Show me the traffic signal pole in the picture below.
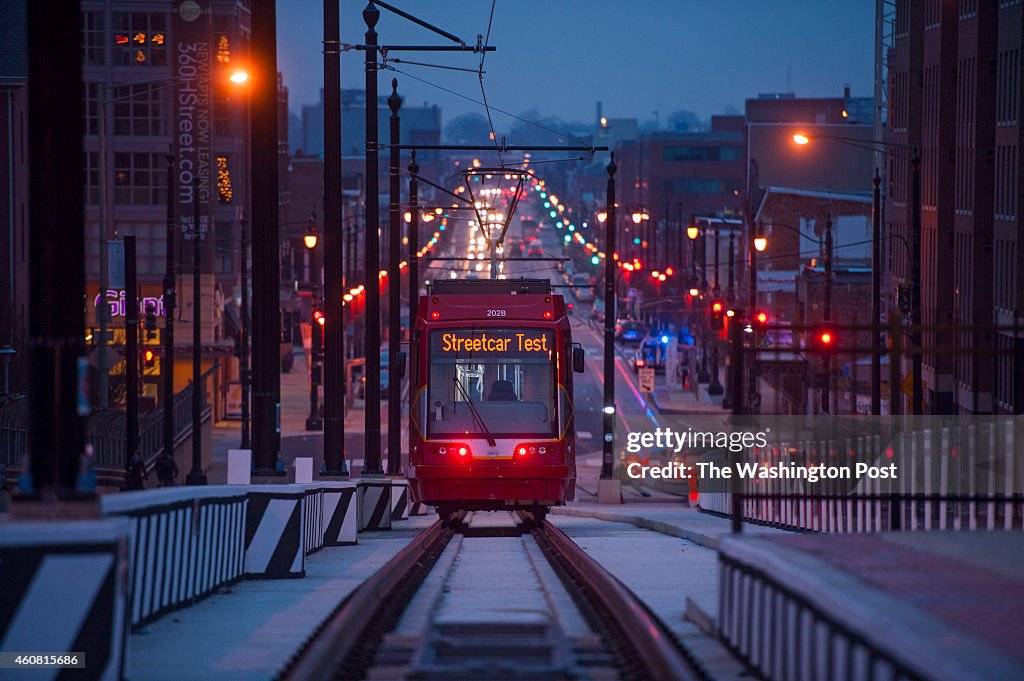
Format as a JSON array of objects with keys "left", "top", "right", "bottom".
[{"left": 387, "top": 79, "right": 402, "bottom": 476}]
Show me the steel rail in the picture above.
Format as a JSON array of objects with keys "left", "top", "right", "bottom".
[
  {"left": 277, "top": 519, "right": 451, "bottom": 681},
  {"left": 534, "top": 520, "right": 705, "bottom": 681}
]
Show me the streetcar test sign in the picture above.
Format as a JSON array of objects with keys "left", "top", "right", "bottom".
[{"left": 432, "top": 330, "right": 552, "bottom": 355}]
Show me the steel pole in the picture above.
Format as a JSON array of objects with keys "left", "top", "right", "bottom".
[
  {"left": 27, "top": 1, "right": 87, "bottom": 495},
  {"left": 871, "top": 169, "right": 881, "bottom": 415},
  {"left": 323, "top": 0, "right": 346, "bottom": 474},
  {"left": 240, "top": 217, "right": 250, "bottom": 448},
  {"left": 163, "top": 152, "right": 177, "bottom": 459},
  {"left": 186, "top": 179, "right": 206, "bottom": 485},
  {"left": 251, "top": 0, "right": 282, "bottom": 471},
  {"left": 601, "top": 155, "right": 617, "bottom": 480},
  {"left": 362, "top": 2, "right": 384, "bottom": 475},
  {"left": 386, "top": 79, "right": 402, "bottom": 475},
  {"left": 125, "top": 235, "right": 139, "bottom": 458},
  {"left": 306, "top": 226, "right": 323, "bottom": 431}
]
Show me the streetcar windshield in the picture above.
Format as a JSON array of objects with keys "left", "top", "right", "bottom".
[{"left": 426, "top": 328, "right": 557, "bottom": 439}]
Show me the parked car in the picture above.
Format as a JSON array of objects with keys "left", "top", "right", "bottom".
[{"left": 615, "top": 320, "right": 647, "bottom": 344}]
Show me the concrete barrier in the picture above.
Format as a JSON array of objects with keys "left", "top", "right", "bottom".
[
  {"left": 321, "top": 481, "right": 358, "bottom": 545},
  {"left": 390, "top": 478, "right": 409, "bottom": 521},
  {"left": 244, "top": 486, "right": 304, "bottom": 579},
  {"left": 102, "top": 486, "right": 248, "bottom": 629},
  {"left": 357, "top": 478, "right": 392, "bottom": 531},
  {"left": 0, "top": 519, "right": 131, "bottom": 681}
]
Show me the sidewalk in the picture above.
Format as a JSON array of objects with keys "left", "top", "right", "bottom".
[
  {"left": 128, "top": 517, "right": 435, "bottom": 681},
  {"left": 556, "top": 499, "right": 1024, "bottom": 680}
]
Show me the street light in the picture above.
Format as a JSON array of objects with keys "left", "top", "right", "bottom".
[
  {"left": 793, "top": 131, "right": 922, "bottom": 415},
  {"left": 303, "top": 223, "right": 318, "bottom": 250}
]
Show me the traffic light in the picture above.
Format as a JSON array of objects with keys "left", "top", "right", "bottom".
[
  {"left": 754, "top": 310, "right": 769, "bottom": 329},
  {"left": 810, "top": 326, "right": 836, "bottom": 354},
  {"left": 710, "top": 300, "right": 724, "bottom": 329},
  {"left": 313, "top": 309, "right": 325, "bottom": 327},
  {"left": 144, "top": 348, "right": 156, "bottom": 368}
]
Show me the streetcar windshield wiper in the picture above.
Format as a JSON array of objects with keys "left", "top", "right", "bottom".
[{"left": 452, "top": 377, "right": 496, "bottom": 447}]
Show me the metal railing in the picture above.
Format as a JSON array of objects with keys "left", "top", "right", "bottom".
[
  {"left": 697, "top": 418, "right": 1024, "bottom": 533},
  {"left": 0, "top": 366, "right": 217, "bottom": 473}
]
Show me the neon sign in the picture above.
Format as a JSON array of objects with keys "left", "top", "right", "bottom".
[{"left": 94, "top": 289, "right": 165, "bottom": 318}]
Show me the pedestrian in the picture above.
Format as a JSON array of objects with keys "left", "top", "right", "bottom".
[
  {"left": 155, "top": 450, "right": 178, "bottom": 487},
  {"left": 124, "top": 449, "right": 147, "bottom": 491}
]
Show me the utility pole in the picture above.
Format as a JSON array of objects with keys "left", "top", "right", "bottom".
[
  {"left": 251, "top": 0, "right": 282, "bottom": 472},
  {"left": 125, "top": 235, "right": 139, "bottom": 459},
  {"left": 871, "top": 169, "right": 882, "bottom": 415},
  {"left": 408, "top": 153, "right": 419, "bottom": 349},
  {"left": 163, "top": 152, "right": 177, "bottom": 460},
  {"left": 186, "top": 179, "right": 207, "bottom": 485},
  {"left": 599, "top": 154, "right": 620, "bottom": 503},
  {"left": 823, "top": 216, "right": 833, "bottom": 414},
  {"left": 322, "top": 0, "right": 346, "bottom": 475},
  {"left": 362, "top": 1, "right": 384, "bottom": 476},
  {"left": 26, "top": 1, "right": 87, "bottom": 497},
  {"left": 387, "top": 78, "right": 402, "bottom": 476}
]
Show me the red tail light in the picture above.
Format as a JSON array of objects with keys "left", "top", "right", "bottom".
[
  {"left": 636, "top": 359, "right": 645, "bottom": 367},
  {"left": 514, "top": 442, "right": 554, "bottom": 460}
]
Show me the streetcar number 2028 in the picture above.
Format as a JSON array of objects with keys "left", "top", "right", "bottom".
[{"left": 486, "top": 309, "right": 507, "bottom": 317}]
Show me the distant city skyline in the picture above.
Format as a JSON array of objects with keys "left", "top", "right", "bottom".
[{"left": 278, "top": 1, "right": 875, "bottom": 136}]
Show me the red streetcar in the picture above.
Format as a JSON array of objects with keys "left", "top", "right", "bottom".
[{"left": 407, "top": 279, "right": 585, "bottom": 521}]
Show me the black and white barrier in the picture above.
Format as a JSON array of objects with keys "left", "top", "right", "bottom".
[
  {"left": 357, "top": 478, "right": 393, "bottom": 531},
  {"left": 390, "top": 478, "right": 409, "bottom": 521},
  {"left": 245, "top": 486, "right": 304, "bottom": 579},
  {"left": 301, "top": 484, "right": 325, "bottom": 555},
  {"left": 0, "top": 519, "right": 131, "bottom": 681},
  {"left": 408, "top": 497, "right": 431, "bottom": 516},
  {"left": 102, "top": 486, "right": 248, "bottom": 629},
  {"left": 321, "top": 481, "right": 358, "bottom": 545}
]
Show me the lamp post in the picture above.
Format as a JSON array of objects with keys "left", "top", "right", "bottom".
[
  {"left": 793, "top": 132, "right": 922, "bottom": 415},
  {"left": 305, "top": 216, "right": 323, "bottom": 431},
  {"left": 386, "top": 79, "right": 402, "bottom": 476}
]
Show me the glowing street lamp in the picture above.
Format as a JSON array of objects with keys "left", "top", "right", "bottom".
[
  {"left": 303, "top": 225, "right": 318, "bottom": 250},
  {"left": 687, "top": 224, "right": 700, "bottom": 240},
  {"left": 754, "top": 234, "right": 767, "bottom": 252},
  {"left": 792, "top": 132, "right": 810, "bottom": 145}
]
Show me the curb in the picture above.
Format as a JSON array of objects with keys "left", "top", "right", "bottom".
[{"left": 550, "top": 506, "right": 719, "bottom": 550}]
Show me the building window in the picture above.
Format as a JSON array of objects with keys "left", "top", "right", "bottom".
[
  {"left": 925, "top": 0, "right": 941, "bottom": 28},
  {"left": 995, "top": 145, "right": 1018, "bottom": 220},
  {"left": 113, "top": 152, "right": 168, "bottom": 205},
  {"left": 216, "top": 155, "right": 233, "bottom": 204},
  {"left": 85, "top": 151, "right": 99, "bottom": 204},
  {"left": 959, "top": 0, "right": 978, "bottom": 19},
  {"left": 83, "top": 11, "right": 105, "bottom": 65},
  {"left": 112, "top": 13, "right": 167, "bottom": 66},
  {"left": 997, "top": 49, "right": 1019, "bottom": 125},
  {"left": 662, "top": 146, "right": 741, "bottom": 162},
  {"left": 110, "top": 84, "right": 168, "bottom": 136},
  {"left": 84, "top": 83, "right": 100, "bottom": 136},
  {"left": 215, "top": 221, "right": 235, "bottom": 274}
]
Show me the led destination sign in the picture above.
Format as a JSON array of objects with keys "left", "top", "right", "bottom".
[{"left": 432, "top": 330, "right": 552, "bottom": 356}]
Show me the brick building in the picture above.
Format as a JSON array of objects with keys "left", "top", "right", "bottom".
[{"left": 885, "top": 0, "right": 1024, "bottom": 414}]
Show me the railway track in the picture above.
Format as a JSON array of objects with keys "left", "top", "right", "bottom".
[{"left": 279, "top": 511, "right": 704, "bottom": 681}]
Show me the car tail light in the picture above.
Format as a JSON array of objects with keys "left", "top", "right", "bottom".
[
  {"left": 544, "top": 310, "right": 552, "bottom": 319},
  {"left": 637, "top": 359, "right": 645, "bottom": 367},
  {"left": 429, "top": 443, "right": 471, "bottom": 459},
  {"left": 431, "top": 311, "right": 440, "bottom": 319},
  {"left": 515, "top": 442, "right": 555, "bottom": 460}
]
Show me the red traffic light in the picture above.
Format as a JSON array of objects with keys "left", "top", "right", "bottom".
[
  {"left": 313, "top": 310, "right": 325, "bottom": 327},
  {"left": 755, "top": 311, "right": 769, "bottom": 326},
  {"left": 711, "top": 301, "right": 723, "bottom": 313},
  {"left": 144, "top": 349, "right": 156, "bottom": 366},
  {"left": 811, "top": 326, "right": 836, "bottom": 352}
]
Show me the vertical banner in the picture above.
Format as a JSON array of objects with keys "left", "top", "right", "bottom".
[{"left": 173, "top": 0, "right": 212, "bottom": 245}]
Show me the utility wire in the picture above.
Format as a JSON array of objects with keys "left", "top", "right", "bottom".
[
  {"left": 477, "top": 0, "right": 502, "bottom": 166},
  {"left": 383, "top": 64, "right": 589, "bottom": 149}
]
